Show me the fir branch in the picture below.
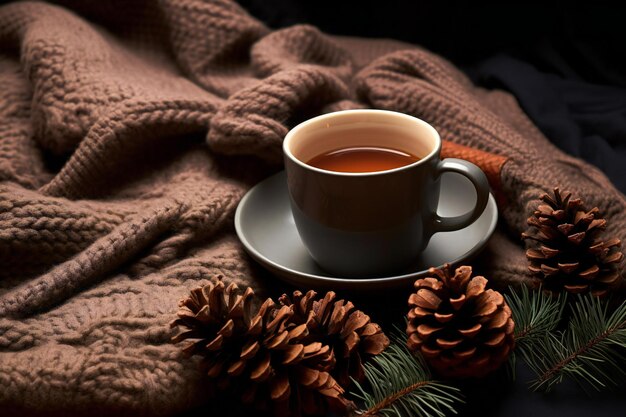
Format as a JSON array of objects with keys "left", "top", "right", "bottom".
[
  {"left": 507, "top": 288, "right": 626, "bottom": 392},
  {"left": 529, "top": 295, "right": 626, "bottom": 392},
  {"left": 349, "top": 335, "right": 462, "bottom": 417},
  {"left": 504, "top": 286, "right": 565, "bottom": 380},
  {"left": 505, "top": 285, "right": 565, "bottom": 347}
]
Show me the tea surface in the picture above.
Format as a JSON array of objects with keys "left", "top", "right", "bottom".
[{"left": 307, "top": 146, "right": 419, "bottom": 173}]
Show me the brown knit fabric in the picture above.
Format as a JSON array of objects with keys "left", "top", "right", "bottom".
[{"left": 0, "top": 1, "right": 624, "bottom": 415}]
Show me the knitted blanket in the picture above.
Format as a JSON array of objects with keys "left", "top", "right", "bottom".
[{"left": 1, "top": 1, "right": 624, "bottom": 415}]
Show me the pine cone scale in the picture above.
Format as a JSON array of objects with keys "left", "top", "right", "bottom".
[
  {"left": 453, "top": 347, "right": 476, "bottom": 359},
  {"left": 415, "top": 289, "right": 443, "bottom": 309},
  {"left": 599, "top": 272, "right": 619, "bottom": 284},
  {"left": 484, "top": 332, "right": 506, "bottom": 347},
  {"left": 417, "top": 324, "right": 442, "bottom": 337},
  {"left": 568, "top": 232, "right": 585, "bottom": 244},
  {"left": 526, "top": 249, "right": 544, "bottom": 260},
  {"left": 449, "top": 295, "right": 466, "bottom": 310},
  {"left": 434, "top": 312, "right": 454, "bottom": 323},
  {"left": 218, "top": 319, "right": 234, "bottom": 336},
  {"left": 541, "top": 264, "right": 559, "bottom": 276},
  {"left": 436, "top": 338, "right": 462, "bottom": 349},
  {"left": 301, "top": 341, "right": 320, "bottom": 356},
  {"left": 266, "top": 330, "right": 289, "bottom": 349},
  {"left": 564, "top": 284, "right": 587, "bottom": 294},
  {"left": 315, "top": 370, "right": 331, "bottom": 388},
  {"left": 466, "top": 277, "right": 487, "bottom": 299},
  {"left": 473, "top": 299, "right": 498, "bottom": 317},
  {"left": 241, "top": 340, "right": 260, "bottom": 359},
  {"left": 579, "top": 265, "right": 599, "bottom": 279},
  {"left": 606, "top": 251, "right": 624, "bottom": 263},
  {"left": 227, "top": 359, "right": 246, "bottom": 376},
  {"left": 361, "top": 331, "right": 389, "bottom": 355},
  {"left": 287, "top": 323, "right": 308, "bottom": 339},
  {"left": 342, "top": 311, "right": 370, "bottom": 335},
  {"left": 419, "top": 344, "right": 439, "bottom": 357},
  {"left": 282, "top": 344, "right": 306, "bottom": 364},
  {"left": 307, "top": 344, "right": 332, "bottom": 360},
  {"left": 328, "top": 307, "right": 346, "bottom": 334},
  {"left": 250, "top": 353, "right": 271, "bottom": 381},
  {"left": 297, "top": 367, "right": 321, "bottom": 387},
  {"left": 409, "top": 306, "right": 431, "bottom": 319},
  {"left": 458, "top": 323, "right": 481, "bottom": 337},
  {"left": 558, "top": 262, "right": 578, "bottom": 273},
  {"left": 488, "top": 308, "right": 510, "bottom": 329},
  {"left": 207, "top": 333, "right": 228, "bottom": 350},
  {"left": 206, "top": 360, "right": 223, "bottom": 378},
  {"left": 360, "top": 322, "right": 381, "bottom": 336},
  {"left": 537, "top": 204, "right": 554, "bottom": 216},
  {"left": 270, "top": 373, "right": 290, "bottom": 401},
  {"left": 170, "top": 328, "right": 201, "bottom": 344},
  {"left": 541, "top": 246, "right": 559, "bottom": 257}
]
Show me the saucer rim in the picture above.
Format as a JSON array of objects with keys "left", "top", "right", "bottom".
[{"left": 235, "top": 171, "right": 498, "bottom": 289}]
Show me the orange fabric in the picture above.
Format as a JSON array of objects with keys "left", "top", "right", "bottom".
[{"left": 442, "top": 140, "right": 508, "bottom": 206}]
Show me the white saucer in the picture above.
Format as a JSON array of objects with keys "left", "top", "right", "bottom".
[{"left": 235, "top": 171, "right": 498, "bottom": 290}]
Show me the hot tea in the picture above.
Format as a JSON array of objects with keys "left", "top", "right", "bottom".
[{"left": 307, "top": 146, "right": 419, "bottom": 173}]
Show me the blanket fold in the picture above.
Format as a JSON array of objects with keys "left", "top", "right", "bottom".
[{"left": 1, "top": 1, "right": 624, "bottom": 415}]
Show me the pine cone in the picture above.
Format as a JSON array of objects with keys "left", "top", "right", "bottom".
[
  {"left": 522, "top": 188, "right": 623, "bottom": 296},
  {"left": 171, "top": 278, "right": 346, "bottom": 417},
  {"left": 279, "top": 290, "right": 389, "bottom": 387},
  {"left": 406, "top": 264, "right": 515, "bottom": 379}
]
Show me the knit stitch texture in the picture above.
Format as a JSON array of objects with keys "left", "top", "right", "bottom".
[{"left": 0, "top": 1, "right": 624, "bottom": 415}]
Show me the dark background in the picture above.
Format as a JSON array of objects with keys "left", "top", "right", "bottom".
[
  {"left": 238, "top": 0, "right": 626, "bottom": 82},
  {"left": 227, "top": 2, "right": 626, "bottom": 417}
]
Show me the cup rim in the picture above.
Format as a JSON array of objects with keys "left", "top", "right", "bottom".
[{"left": 283, "top": 109, "right": 441, "bottom": 177}]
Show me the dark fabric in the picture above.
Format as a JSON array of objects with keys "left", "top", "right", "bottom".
[
  {"left": 521, "top": 38, "right": 626, "bottom": 89},
  {"left": 237, "top": 1, "right": 626, "bottom": 74},
  {"left": 470, "top": 55, "right": 626, "bottom": 195}
]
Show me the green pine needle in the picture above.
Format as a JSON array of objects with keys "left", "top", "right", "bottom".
[
  {"left": 504, "top": 285, "right": 565, "bottom": 380},
  {"left": 349, "top": 334, "right": 462, "bottom": 417},
  {"left": 505, "top": 285, "right": 565, "bottom": 347},
  {"left": 529, "top": 294, "right": 626, "bottom": 392},
  {"left": 506, "top": 286, "right": 626, "bottom": 392}
]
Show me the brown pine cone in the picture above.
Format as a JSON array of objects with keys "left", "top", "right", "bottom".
[
  {"left": 522, "top": 188, "right": 623, "bottom": 296},
  {"left": 406, "top": 264, "right": 515, "bottom": 379},
  {"left": 171, "top": 278, "right": 346, "bottom": 417},
  {"left": 279, "top": 290, "right": 389, "bottom": 387}
]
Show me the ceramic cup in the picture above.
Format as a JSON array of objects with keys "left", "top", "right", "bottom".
[{"left": 283, "top": 109, "right": 490, "bottom": 277}]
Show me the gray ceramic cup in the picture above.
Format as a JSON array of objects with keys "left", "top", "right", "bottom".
[{"left": 283, "top": 109, "right": 490, "bottom": 277}]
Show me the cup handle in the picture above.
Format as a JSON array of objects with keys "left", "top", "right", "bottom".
[{"left": 433, "top": 158, "right": 490, "bottom": 232}]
